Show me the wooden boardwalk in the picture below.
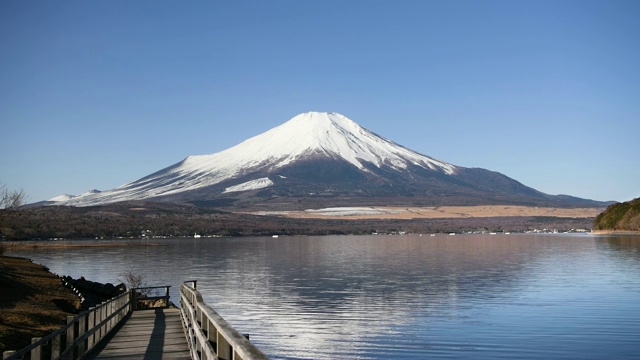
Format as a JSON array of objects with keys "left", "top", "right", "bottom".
[{"left": 86, "top": 308, "right": 191, "bottom": 359}]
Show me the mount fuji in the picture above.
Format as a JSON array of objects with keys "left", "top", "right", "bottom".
[{"left": 51, "top": 112, "right": 604, "bottom": 209}]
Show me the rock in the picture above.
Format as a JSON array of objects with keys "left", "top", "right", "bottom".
[{"left": 61, "top": 275, "right": 127, "bottom": 309}]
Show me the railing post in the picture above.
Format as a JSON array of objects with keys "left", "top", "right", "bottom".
[
  {"left": 87, "top": 307, "right": 96, "bottom": 350},
  {"left": 30, "top": 337, "right": 42, "bottom": 360},
  {"left": 77, "top": 313, "right": 87, "bottom": 356},
  {"left": 105, "top": 300, "right": 111, "bottom": 332},
  {"left": 116, "top": 295, "right": 122, "bottom": 322},
  {"left": 3, "top": 351, "right": 16, "bottom": 359},
  {"left": 131, "top": 289, "right": 137, "bottom": 311},
  {"left": 98, "top": 303, "right": 105, "bottom": 342},
  {"left": 207, "top": 318, "right": 218, "bottom": 353},
  {"left": 120, "top": 294, "right": 125, "bottom": 320},
  {"left": 106, "top": 302, "right": 111, "bottom": 332},
  {"left": 217, "top": 333, "right": 231, "bottom": 360},
  {"left": 65, "top": 315, "right": 75, "bottom": 360},
  {"left": 108, "top": 301, "right": 114, "bottom": 331},
  {"left": 51, "top": 332, "right": 62, "bottom": 359}
]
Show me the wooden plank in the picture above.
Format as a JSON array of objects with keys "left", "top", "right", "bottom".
[{"left": 85, "top": 308, "right": 191, "bottom": 359}]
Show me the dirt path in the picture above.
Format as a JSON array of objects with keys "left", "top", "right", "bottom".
[{"left": 0, "top": 255, "right": 81, "bottom": 354}]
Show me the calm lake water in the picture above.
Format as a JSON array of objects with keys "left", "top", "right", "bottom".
[{"left": 8, "top": 234, "right": 640, "bottom": 359}]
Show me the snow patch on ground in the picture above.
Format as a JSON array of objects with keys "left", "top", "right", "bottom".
[{"left": 305, "top": 207, "right": 405, "bottom": 216}]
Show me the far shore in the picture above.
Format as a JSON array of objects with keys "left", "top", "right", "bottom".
[
  {"left": 591, "top": 230, "right": 640, "bottom": 235},
  {"left": 252, "top": 205, "right": 605, "bottom": 220},
  {"left": 0, "top": 241, "right": 165, "bottom": 249}
]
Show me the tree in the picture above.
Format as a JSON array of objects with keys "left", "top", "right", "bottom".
[{"left": 0, "top": 182, "right": 28, "bottom": 209}]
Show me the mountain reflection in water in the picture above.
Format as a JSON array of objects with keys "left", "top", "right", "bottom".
[{"left": 9, "top": 234, "right": 640, "bottom": 359}]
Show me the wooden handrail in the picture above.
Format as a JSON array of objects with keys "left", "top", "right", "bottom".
[
  {"left": 179, "top": 282, "right": 269, "bottom": 360},
  {"left": 130, "top": 285, "right": 171, "bottom": 310},
  {"left": 2, "top": 290, "right": 131, "bottom": 360},
  {"left": 4, "top": 282, "right": 265, "bottom": 360}
]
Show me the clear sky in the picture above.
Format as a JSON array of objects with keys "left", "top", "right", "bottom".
[{"left": 1, "top": 0, "right": 638, "bottom": 203}]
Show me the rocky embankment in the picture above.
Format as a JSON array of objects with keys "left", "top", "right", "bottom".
[{"left": 61, "top": 276, "right": 126, "bottom": 310}]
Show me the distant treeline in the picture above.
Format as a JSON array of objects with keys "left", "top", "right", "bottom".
[
  {"left": 1, "top": 201, "right": 595, "bottom": 240},
  {"left": 593, "top": 198, "right": 640, "bottom": 232}
]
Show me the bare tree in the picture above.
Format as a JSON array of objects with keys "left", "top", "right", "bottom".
[
  {"left": 118, "top": 266, "right": 147, "bottom": 290},
  {"left": 0, "top": 182, "right": 28, "bottom": 209}
]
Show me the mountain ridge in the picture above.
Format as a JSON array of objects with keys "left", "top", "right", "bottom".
[{"left": 47, "top": 112, "right": 608, "bottom": 209}]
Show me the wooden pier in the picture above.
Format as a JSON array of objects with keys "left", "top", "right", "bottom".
[
  {"left": 3, "top": 281, "right": 269, "bottom": 360},
  {"left": 85, "top": 308, "right": 190, "bottom": 359}
]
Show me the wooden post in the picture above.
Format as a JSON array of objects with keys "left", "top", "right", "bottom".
[
  {"left": 126, "top": 291, "right": 132, "bottom": 313},
  {"left": 217, "top": 333, "right": 231, "bottom": 360},
  {"left": 30, "top": 337, "right": 42, "bottom": 360},
  {"left": 105, "top": 301, "right": 111, "bottom": 333},
  {"left": 65, "top": 316, "right": 75, "bottom": 360},
  {"left": 77, "top": 313, "right": 87, "bottom": 356},
  {"left": 97, "top": 303, "right": 104, "bottom": 342},
  {"left": 87, "top": 307, "right": 96, "bottom": 350},
  {"left": 3, "top": 351, "right": 16, "bottom": 359},
  {"left": 131, "top": 290, "right": 137, "bottom": 311},
  {"left": 115, "top": 295, "right": 121, "bottom": 322},
  {"left": 108, "top": 301, "right": 114, "bottom": 331},
  {"left": 207, "top": 318, "right": 218, "bottom": 353},
  {"left": 118, "top": 295, "right": 124, "bottom": 321},
  {"left": 51, "top": 332, "right": 62, "bottom": 359}
]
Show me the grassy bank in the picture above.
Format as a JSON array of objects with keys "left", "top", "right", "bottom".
[{"left": 0, "top": 255, "right": 81, "bottom": 354}]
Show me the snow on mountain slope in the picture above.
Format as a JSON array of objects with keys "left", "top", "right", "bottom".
[
  {"left": 223, "top": 177, "right": 274, "bottom": 194},
  {"left": 48, "top": 194, "right": 75, "bottom": 202},
  {"left": 49, "top": 190, "right": 102, "bottom": 202},
  {"left": 61, "top": 112, "right": 457, "bottom": 206},
  {"left": 176, "top": 111, "right": 455, "bottom": 177}
]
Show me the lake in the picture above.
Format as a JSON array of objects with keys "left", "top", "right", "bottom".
[{"left": 7, "top": 234, "right": 640, "bottom": 359}]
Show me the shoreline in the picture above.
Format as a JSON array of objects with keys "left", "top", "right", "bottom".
[
  {"left": 1, "top": 241, "right": 165, "bottom": 249},
  {"left": 591, "top": 230, "right": 640, "bottom": 235}
]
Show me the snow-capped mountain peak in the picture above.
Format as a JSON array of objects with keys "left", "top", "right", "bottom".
[
  {"left": 183, "top": 111, "right": 455, "bottom": 173},
  {"left": 57, "top": 112, "right": 458, "bottom": 206}
]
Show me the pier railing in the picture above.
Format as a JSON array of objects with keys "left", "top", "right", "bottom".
[
  {"left": 130, "top": 285, "right": 171, "bottom": 310},
  {"left": 3, "top": 282, "right": 267, "bottom": 360},
  {"left": 180, "top": 280, "right": 269, "bottom": 360},
  {"left": 2, "top": 290, "right": 131, "bottom": 360}
]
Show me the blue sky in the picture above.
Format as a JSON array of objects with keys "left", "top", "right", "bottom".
[{"left": 1, "top": 0, "right": 638, "bottom": 203}]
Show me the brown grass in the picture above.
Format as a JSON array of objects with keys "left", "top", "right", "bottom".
[{"left": 0, "top": 256, "right": 81, "bottom": 354}]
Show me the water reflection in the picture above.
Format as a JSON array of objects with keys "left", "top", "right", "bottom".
[
  {"left": 599, "top": 235, "right": 640, "bottom": 261},
  {"left": 8, "top": 234, "right": 640, "bottom": 359}
]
